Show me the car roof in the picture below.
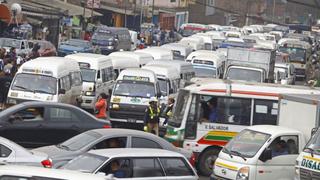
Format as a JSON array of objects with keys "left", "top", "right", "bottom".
[
  {"left": 246, "top": 125, "right": 302, "bottom": 135},
  {"left": 0, "top": 165, "right": 109, "bottom": 180},
  {"left": 88, "top": 148, "right": 183, "bottom": 158}
]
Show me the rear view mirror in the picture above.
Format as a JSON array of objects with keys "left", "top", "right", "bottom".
[
  {"left": 59, "top": 89, "right": 66, "bottom": 94},
  {"left": 259, "top": 148, "right": 272, "bottom": 162},
  {"left": 311, "top": 127, "right": 318, "bottom": 136}
]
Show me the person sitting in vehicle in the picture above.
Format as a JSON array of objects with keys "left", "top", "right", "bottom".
[
  {"left": 109, "top": 160, "right": 126, "bottom": 178},
  {"left": 207, "top": 98, "right": 218, "bottom": 123},
  {"left": 107, "top": 138, "right": 122, "bottom": 148},
  {"left": 272, "top": 140, "right": 288, "bottom": 157}
]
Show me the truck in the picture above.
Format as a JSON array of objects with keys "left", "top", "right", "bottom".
[
  {"left": 224, "top": 47, "right": 276, "bottom": 83},
  {"left": 278, "top": 94, "right": 320, "bottom": 180},
  {"left": 212, "top": 94, "right": 320, "bottom": 180}
]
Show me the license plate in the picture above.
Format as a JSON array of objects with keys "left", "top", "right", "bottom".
[{"left": 127, "top": 118, "right": 136, "bottom": 123}]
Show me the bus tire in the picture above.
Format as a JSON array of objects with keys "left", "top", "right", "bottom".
[{"left": 197, "top": 147, "right": 221, "bottom": 176}]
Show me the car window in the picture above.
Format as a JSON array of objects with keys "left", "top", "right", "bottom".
[
  {"left": 160, "top": 157, "right": 195, "bottom": 176},
  {"left": 61, "top": 153, "right": 108, "bottom": 173},
  {"left": 94, "top": 137, "right": 127, "bottom": 149},
  {"left": 268, "top": 135, "right": 299, "bottom": 158},
  {"left": 99, "top": 158, "right": 131, "bottom": 178},
  {"left": 131, "top": 137, "right": 162, "bottom": 149},
  {"left": 0, "top": 145, "right": 12, "bottom": 158},
  {"left": 132, "top": 158, "right": 164, "bottom": 177},
  {"left": 10, "top": 107, "right": 44, "bottom": 123},
  {"left": 49, "top": 108, "right": 74, "bottom": 121}
]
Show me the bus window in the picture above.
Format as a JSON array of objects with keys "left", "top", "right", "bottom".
[
  {"left": 168, "top": 89, "right": 190, "bottom": 128},
  {"left": 252, "top": 100, "right": 278, "bottom": 125},
  {"left": 199, "top": 95, "right": 251, "bottom": 126}
]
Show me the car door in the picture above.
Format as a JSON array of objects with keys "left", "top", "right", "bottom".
[
  {"left": 159, "top": 157, "right": 197, "bottom": 180},
  {"left": 44, "top": 107, "right": 81, "bottom": 145},
  {"left": 256, "top": 135, "right": 299, "bottom": 180},
  {"left": 0, "top": 107, "right": 46, "bottom": 148}
]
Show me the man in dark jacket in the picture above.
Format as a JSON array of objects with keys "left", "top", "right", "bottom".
[
  {"left": 144, "top": 97, "right": 160, "bottom": 135},
  {"left": 0, "top": 68, "right": 13, "bottom": 109}
]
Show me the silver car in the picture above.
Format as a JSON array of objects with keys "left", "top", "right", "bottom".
[
  {"left": 0, "top": 136, "right": 51, "bottom": 167},
  {"left": 61, "top": 148, "right": 198, "bottom": 180},
  {"left": 34, "top": 128, "right": 191, "bottom": 168}
]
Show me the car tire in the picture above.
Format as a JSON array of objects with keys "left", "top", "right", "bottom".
[{"left": 197, "top": 147, "right": 221, "bottom": 176}]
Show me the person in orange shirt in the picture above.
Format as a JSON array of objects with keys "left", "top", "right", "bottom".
[{"left": 95, "top": 93, "right": 108, "bottom": 119}]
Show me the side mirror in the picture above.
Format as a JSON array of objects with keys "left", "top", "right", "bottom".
[
  {"left": 259, "top": 148, "right": 272, "bottom": 162},
  {"left": 108, "top": 89, "right": 113, "bottom": 96},
  {"left": 156, "top": 92, "right": 161, "bottom": 98},
  {"left": 59, "top": 89, "right": 66, "bottom": 94},
  {"left": 96, "top": 78, "right": 103, "bottom": 84},
  {"left": 169, "top": 89, "right": 174, "bottom": 94},
  {"left": 8, "top": 115, "right": 16, "bottom": 123},
  {"left": 311, "top": 127, "right": 318, "bottom": 136}
]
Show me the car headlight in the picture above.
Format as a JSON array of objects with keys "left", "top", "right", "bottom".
[
  {"left": 111, "top": 104, "right": 120, "bottom": 110},
  {"left": 8, "top": 98, "right": 17, "bottom": 104},
  {"left": 236, "top": 166, "right": 249, "bottom": 180},
  {"left": 85, "top": 91, "right": 95, "bottom": 96}
]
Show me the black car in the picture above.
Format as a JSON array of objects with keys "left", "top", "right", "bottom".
[{"left": 0, "top": 101, "right": 111, "bottom": 148}]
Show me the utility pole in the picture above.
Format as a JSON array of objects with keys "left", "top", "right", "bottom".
[
  {"left": 151, "top": 0, "right": 155, "bottom": 24},
  {"left": 140, "top": 0, "right": 143, "bottom": 25},
  {"left": 124, "top": 0, "right": 127, "bottom": 27},
  {"left": 272, "top": 0, "right": 276, "bottom": 22}
]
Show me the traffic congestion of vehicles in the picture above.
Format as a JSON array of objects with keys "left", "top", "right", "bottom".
[{"left": 3, "top": 14, "right": 320, "bottom": 180}]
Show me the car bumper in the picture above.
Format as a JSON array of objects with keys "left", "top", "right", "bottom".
[
  {"left": 80, "top": 96, "right": 95, "bottom": 110},
  {"left": 210, "top": 173, "right": 231, "bottom": 180}
]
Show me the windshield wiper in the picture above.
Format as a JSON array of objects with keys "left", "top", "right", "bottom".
[
  {"left": 33, "top": 89, "right": 52, "bottom": 94},
  {"left": 231, "top": 150, "right": 247, "bottom": 161},
  {"left": 56, "top": 144, "right": 71, "bottom": 151},
  {"left": 14, "top": 85, "right": 31, "bottom": 91},
  {"left": 223, "top": 148, "right": 233, "bottom": 159},
  {"left": 304, "top": 147, "right": 315, "bottom": 157}
]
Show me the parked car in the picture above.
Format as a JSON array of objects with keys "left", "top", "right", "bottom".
[
  {"left": 31, "top": 40, "right": 57, "bottom": 56},
  {"left": 0, "top": 38, "right": 32, "bottom": 56},
  {"left": 0, "top": 165, "right": 113, "bottom": 180},
  {"left": 0, "top": 136, "right": 51, "bottom": 167},
  {"left": 61, "top": 148, "right": 198, "bottom": 180},
  {"left": 0, "top": 101, "right": 111, "bottom": 148},
  {"left": 57, "top": 39, "right": 94, "bottom": 56},
  {"left": 34, "top": 128, "right": 191, "bottom": 168}
]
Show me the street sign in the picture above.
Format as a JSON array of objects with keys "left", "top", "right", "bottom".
[{"left": 87, "top": 0, "right": 100, "bottom": 8}]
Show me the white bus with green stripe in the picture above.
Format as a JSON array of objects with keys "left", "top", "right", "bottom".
[{"left": 164, "top": 79, "right": 320, "bottom": 176}]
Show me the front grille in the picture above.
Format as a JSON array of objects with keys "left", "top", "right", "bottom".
[
  {"left": 295, "top": 68, "right": 305, "bottom": 76},
  {"left": 109, "top": 104, "right": 147, "bottom": 120},
  {"left": 300, "top": 168, "right": 320, "bottom": 180}
]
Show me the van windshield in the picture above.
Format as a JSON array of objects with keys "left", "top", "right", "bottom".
[
  {"left": 278, "top": 47, "right": 306, "bottom": 63},
  {"left": 11, "top": 73, "right": 57, "bottom": 95},
  {"left": 194, "top": 67, "right": 217, "bottom": 78},
  {"left": 81, "top": 69, "right": 96, "bottom": 82},
  {"left": 227, "top": 68, "right": 262, "bottom": 82},
  {"left": 168, "top": 89, "right": 190, "bottom": 127},
  {"left": 113, "top": 80, "right": 155, "bottom": 98},
  {"left": 223, "top": 129, "right": 271, "bottom": 158},
  {"left": 304, "top": 129, "right": 320, "bottom": 155}
]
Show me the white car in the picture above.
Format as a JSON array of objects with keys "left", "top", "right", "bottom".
[
  {"left": 61, "top": 148, "right": 199, "bottom": 180},
  {"left": 0, "top": 165, "right": 113, "bottom": 180},
  {"left": 0, "top": 136, "right": 51, "bottom": 167}
]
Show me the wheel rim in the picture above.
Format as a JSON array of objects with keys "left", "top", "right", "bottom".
[{"left": 205, "top": 154, "right": 218, "bottom": 170}]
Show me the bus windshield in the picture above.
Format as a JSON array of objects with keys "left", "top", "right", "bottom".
[
  {"left": 11, "top": 73, "right": 57, "bottom": 95},
  {"left": 278, "top": 47, "right": 306, "bottom": 63},
  {"left": 113, "top": 80, "right": 155, "bottom": 98},
  {"left": 223, "top": 129, "right": 271, "bottom": 158},
  {"left": 168, "top": 89, "right": 190, "bottom": 127},
  {"left": 194, "top": 67, "right": 217, "bottom": 78},
  {"left": 81, "top": 69, "right": 96, "bottom": 82}
]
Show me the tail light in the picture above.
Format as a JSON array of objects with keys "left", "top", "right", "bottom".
[
  {"left": 103, "top": 125, "right": 111, "bottom": 128},
  {"left": 41, "top": 159, "right": 52, "bottom": 168},
  {"left": 189, "top": 152, "right": 196, "bottom": 167}
]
